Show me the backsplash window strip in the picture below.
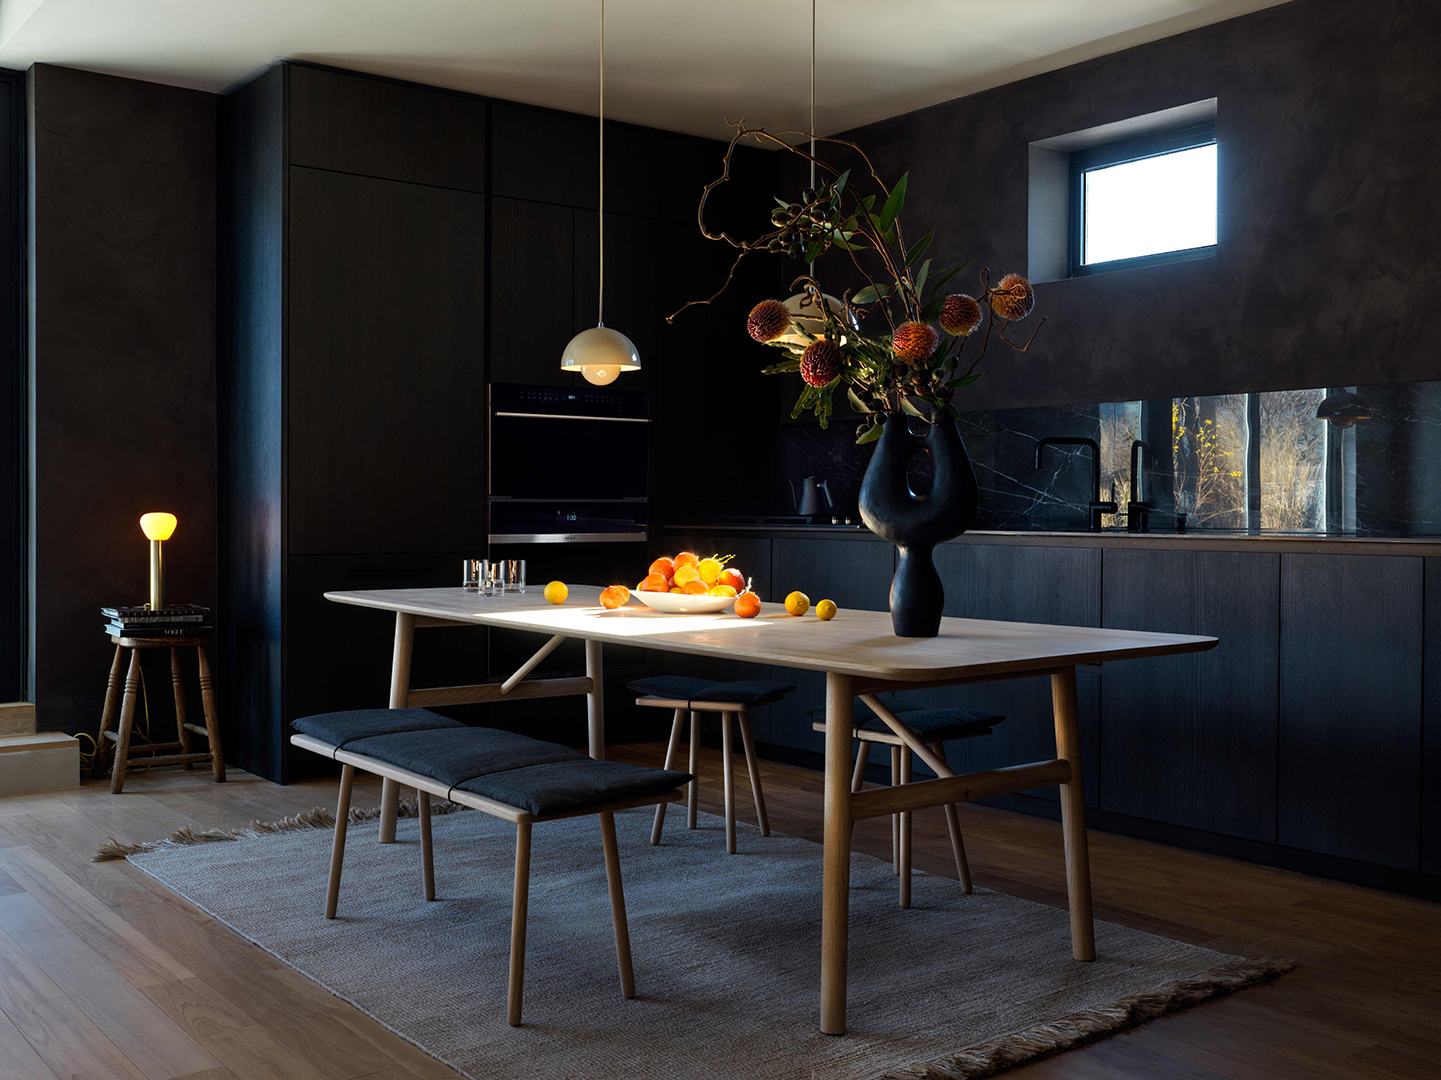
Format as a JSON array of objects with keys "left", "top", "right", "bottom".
[{"left": 777, "top": 377, "right": 1441, "bottom": 536}]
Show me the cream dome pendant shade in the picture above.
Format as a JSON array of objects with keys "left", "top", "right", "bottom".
[
  {"left": 562, "top": 0, "right": 640, "bottom": 386},
  {"left": 561, "top": 326, "right": 639, "bottom": 386}
]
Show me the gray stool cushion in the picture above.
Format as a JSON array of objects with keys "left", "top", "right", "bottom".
[
  {"left": 343, "top": 726, "right": 585, "bottom": 789},
  {"left": 292, "top": 708, "right": 462, "bottom": 751},
  {"left": 857, "top": 708, "right": 1002, "bottom": 741},
  {"left": 691, "top": 680, "right": 795, "bottom": 707},
  {"left": 627, "top": 675, "right": 717, "bottom": 701},
  {"left": 455, "top": 760, "right": 695, "bottom": 817}
]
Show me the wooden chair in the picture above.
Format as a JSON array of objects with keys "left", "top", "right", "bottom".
[
  {"left": 629, "top": 676, "right": 794, "bottom": 854},
  {"left": 812, "top": 698, "right": 1003, "bottom": 907},
  {"left": 95, "top": 635, "right": 224, "bottom": 793}
]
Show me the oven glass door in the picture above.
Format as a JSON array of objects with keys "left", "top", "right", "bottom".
[{"left": 489, "top": 414, "right": 648, "bottom": 499}]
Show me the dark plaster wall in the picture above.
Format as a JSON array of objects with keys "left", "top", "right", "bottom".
[
  {"left": 29, "top": 64, "right": 217, "bottom": 733},
  {"left": 827, "top": 0, "right": 1441, "bottom": 412}
]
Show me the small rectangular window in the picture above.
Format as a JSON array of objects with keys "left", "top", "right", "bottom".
[{"left": 1071, "top": 122, "right": 1217, "bottom": 276}]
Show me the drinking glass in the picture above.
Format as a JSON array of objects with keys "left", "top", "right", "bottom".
[
  {"left": 502, "top": 559, "right": 526, "bottom": 593},
  {"left": 462, "top": 558, "right": 483, "bottom": 593},
  {"left": 482, "top": 560, "right": 501, "bottom": 597}
]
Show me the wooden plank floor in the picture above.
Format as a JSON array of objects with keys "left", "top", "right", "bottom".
[{"left": 0, "top": 744, "right": 1435, "bottom": 1080}]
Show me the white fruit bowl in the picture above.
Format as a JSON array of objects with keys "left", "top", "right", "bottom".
[{"left": 632, "top": 590, "right": 736, "bottom": 614}]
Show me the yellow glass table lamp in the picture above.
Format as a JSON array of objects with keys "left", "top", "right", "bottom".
[{"left": 139, "top": 512, "right": 177, "bottom": 609}]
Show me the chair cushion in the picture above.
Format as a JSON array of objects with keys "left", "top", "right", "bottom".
[
  {"left": 690, "top": 680, "right": 796, "bottom": 707},
  {"left": 291, "top": 708, "right": 463, "bottom": 751},
  {"left": 806, "top": 696, "right": 925, "bottom": 722},
  {"left": 627, "top": 675, "right": 717, "bottom": 701},
  {"left": 455, "top": 760, "right": 694, "bottom": 817},
  {"left": 342, "top": 726, "right": 586, "bottom": 789},
  {"left": 856, "top": 707, "right": 1002, "bottom": 742}
]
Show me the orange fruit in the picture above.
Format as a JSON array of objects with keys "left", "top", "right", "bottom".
[
  {"left": 815, "top": 599, "right": 838, "bottom": 621},
  {"left": 640, "top": 573, "right": 669, "bottom": 592},
  {"left": 670, "top": 586, "right": 686, "bottom": 594},
  {"left": 682, "top": 578, "right": 710, "bottom": 595},
  {"left": 599, "top": 585, "right": 631, "bottom": 609},
  {"left": 697, "top": 557, "right": 723, "bottom": 585},
  {"left": 672, "top": 564, "right": 701, "bottom": 587},
  {"left": 784, "top": 591, "right": 810, "bottom": 616},
  {"left": 708, "top": 584, "right": 738, "bottom": 598},
  {"left": 734, "top": 592, "right": 762, "bottom": 618},
  {"left": 649, "top": 557, "right": 675, "bottom": 580},
  {"left": 673, "top": 551, "right": 700, "bottom": 570},
  {"left": 717, "top": 567, "right": 745, "bottom": 592},
  {"left": 543, "top": 581, "right": 568, "bottom": 605}
]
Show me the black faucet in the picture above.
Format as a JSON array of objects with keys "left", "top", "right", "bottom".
[
  {"left": 1035, "top": 437, "right": 1116, "bottom": 532},
  {"left": 1127, "top": 440, "right": 1151, "bottom": 533}
]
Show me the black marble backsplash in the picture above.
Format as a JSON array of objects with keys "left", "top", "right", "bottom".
[{"left": 774, "top": 378, "right": 1441, "bottom": 537}]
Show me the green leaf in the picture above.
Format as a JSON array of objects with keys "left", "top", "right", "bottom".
[
  {"left": 921, "top": 262, "right": 969, "bottom": 302},
  {"left": 913, "top": 258, "right": 931, "bottom": 298},
  {"left": 946, "top": 372, "right": 982, "bottom": 389},
  {"left": 804, "top": 239, "right": 828, "bottom": 263},
  {"left": 860, "top": 194, "right": 876, "bottom": 211},
  {"left": 762, "top": 358, "right": 802, "bottom": 374},
  {"left": 856, "top": 421, "right": 882, "bottom": 445},
  {"left": 921, "top": 294, "right": 946, "bottom": 322},
  {"left": 846, "top": 386, "right": 868, "bottom": 413},
  {"left": 833, "top": 169, "right": 850, "bottom": 196},
  {"left": 775, "top": 196, "right": 791, "bottom": 209},
  {"left": 904, "top": 231, "right": 934, "bottom": 268},
  {"left": 851, "top": 283, "right": 892, "bottom": 305},
  {"left": 878, "top": 172, "right": 908, "bottom": 231},
  {"left": 900, "top": 395, "right": 929, "bottom": 420}
]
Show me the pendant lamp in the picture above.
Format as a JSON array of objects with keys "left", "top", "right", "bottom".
[
  {"left": 562, "top": 0, "right": 641, "bottom": 386},
  {"left": 781, "top": 0, "right": 849, "bottom": 347}
]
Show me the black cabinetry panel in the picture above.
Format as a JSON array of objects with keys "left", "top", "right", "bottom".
[
  {"left": 288, "top": 65, "right": 485, "bottom": 191},
  {"left": 574, "top": 211, "right": 653, "bottom": 388},
  {"left": 1100, "top": 549, "right": 1279, "bottom": 840},
  {"left": 1426, "top": 558, "right": 1441, "bottom": 875},
  {"left": 489, "top": 196, "right": 576, "bottom": 387},
  {"left": 490, "top": 102, "right": 648, "bottom": 214},
  {"left": 288, "top": 168, "right": 486, "bottom": 554},
  {"left": 1279, "top": 553, "right": 1422, "bottom": 869}
]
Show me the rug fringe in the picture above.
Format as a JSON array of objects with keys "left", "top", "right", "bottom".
[
  {"left": 93, "top": 798, "right": 465, "bottom": 862},
  {"left": 877, "top": 954, "right": 1296, "bottom": 1080}
]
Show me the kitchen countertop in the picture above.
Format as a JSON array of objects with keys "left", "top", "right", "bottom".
[{"left": 663, "top": 523, "right": 1441, "bottom": 556}]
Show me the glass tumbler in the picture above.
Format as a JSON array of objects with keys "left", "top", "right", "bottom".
[
  {"left": 481, "top": 560, "right": 501, "bottom": 597},
  {"left": 502, "top": 559, "right": 527, "bottom": 593},
  {"left": 462, "top": 558, "right": 483, "bottom": 593}
]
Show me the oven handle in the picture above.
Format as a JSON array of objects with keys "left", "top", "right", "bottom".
[{"left": 492, "top": 411, "right": 649, "bottom": 423}]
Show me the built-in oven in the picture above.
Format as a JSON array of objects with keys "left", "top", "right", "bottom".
[{"left": 487, "top": 383, "right": 649, "bottom": 544}]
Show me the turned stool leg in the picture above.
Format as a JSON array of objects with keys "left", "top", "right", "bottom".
[
  {"left": 686, "top": 709, "right": 700, "bottom": 830},
  {"left": 171, "top": 648, "right": 193, "bottom": 768},
  {"left": 652, "top": 707, "right": 685, "bottom": 845},
  {"left": 326, "top": 764, "right": 356, "bottom": 918},
  {"left": 721, "top": 712, "right": 737, "bottom": 854},
  {"left": 850, "top": 740, "right": 871, "bottom": 793},
  {"left": 111, "top": 649, "right": 144, "bottom": 794},
  {"left": 419, "top": 791, "right": 435, "bottom": 901},
  {"left": 197, "top": 644, "right": 225, "bottom": 782},
  {"left": 95, "top": 645, "right": 127, "bottom": 779},
  {"left": 736, "top": 710, "right": 770, "bottom": 836}
]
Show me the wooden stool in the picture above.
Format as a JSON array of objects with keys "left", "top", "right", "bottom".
[
  {"left": 812, "top": 699, "right": 1003, "bottom": 907},
  {"left": 95, "top": 635, "right": 225, "bottom": 793},
  {"left": 629, "top": 676, "right": 794, "bottom": 854}
]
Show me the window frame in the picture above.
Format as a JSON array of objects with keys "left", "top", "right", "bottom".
[
  {"left": 0, "top": 68, "right": 24, "bottom": 702},
  {"left": 1069, "top": 121, "right": 1218, "bottom": 277}
]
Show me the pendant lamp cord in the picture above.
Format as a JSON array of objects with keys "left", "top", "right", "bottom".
[
  {"left": 598, "top": 0, "right": 605, "bottom": 327},
  {"left": 810, "top": 0, "right": 816, "bottom": 191}
]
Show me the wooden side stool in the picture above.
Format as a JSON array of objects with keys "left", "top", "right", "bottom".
[
  {"left": 812, "top": 697, "right": 1003, "bottom": 907},
  {"left": 629, "top": 675, "right": 794, "bottom": 854},
  {"left": 95, "top": 635, "right": 225, "bottom": 793}
]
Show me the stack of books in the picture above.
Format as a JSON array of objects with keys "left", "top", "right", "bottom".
[{"left": 103, "top": 604, "right": 212, "bottom": 639}]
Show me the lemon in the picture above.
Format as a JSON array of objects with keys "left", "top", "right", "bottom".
[
  {"left": 543, "top": 580, "right": 568, "bottom": 605},
  {"left": 697, "top": 557, "right": 723, "bottom": 585},
  {"left": 784, "top": 590, "right": 810, "bottom": 616},
  {"left": 815, "top": 599, "right": 838, "bottom": 621}
]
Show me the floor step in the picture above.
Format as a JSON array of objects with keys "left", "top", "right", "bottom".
[{"left": 0, "top": 732, "right": 80, "bottom": 795}]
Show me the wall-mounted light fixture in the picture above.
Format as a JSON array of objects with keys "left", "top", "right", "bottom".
[
  {"left": 1316, "top": 390, "right": 1371, "bottom": 428},
  {"left": 139, "top": 512, "right": 177, "bottom": 609}
]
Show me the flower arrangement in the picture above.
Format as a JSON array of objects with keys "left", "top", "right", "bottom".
[{"left": 669, "top": 124, "right": 1044, "bottom": 443}]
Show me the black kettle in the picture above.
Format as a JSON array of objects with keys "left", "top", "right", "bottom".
[{"left": 790, "top": 476, "right": 834, "bottom": 518}]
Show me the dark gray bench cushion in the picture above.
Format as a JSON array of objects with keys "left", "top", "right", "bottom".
[
  {"left": 343, "top": 726, "right": 586, "bottom": 789},
  {"left": 627, "top": 675, "right": 716, "bottom": 701},
  {"left": 690, "top": 680, "right": 795, "bottom": 707},
  {"left": 292, "top": 708, "right": 463, "bottom": 751},
  {"left": 857, "top": 708, "right": 1001, "bottom": 741},
  {"left": 455, "top": 760, "right": 694, "bottom": 818}
]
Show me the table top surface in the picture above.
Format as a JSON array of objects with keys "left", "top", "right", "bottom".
[{"left": 325, "top": 586, "right": 1217, "bottom": 683}]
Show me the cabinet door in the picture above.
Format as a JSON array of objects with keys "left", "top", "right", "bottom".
[
  {"left": 1279, "top": 554, "right": 1422, "bottom": 869},
  {"left": 490, "top": 103, "right": 648, "bottom": 214},
  {"left": 288, "top": 168, "right": 486, "bottom": 555},
  {"left": 1100, "top": 549, "right": 1279, "bottom": 839},
  {"left": 1426, "top": 558, "right": 1441, "bottom": 875},
  {"left": 489, "top": 197, "right": 575, "bottom": 387},
  {"left": 912, "top": 544, "right": 1102, "bottom": 806},
  {"left": 288, "top": 64, "right": 485, "bottom": 191},
  {"left": 573, "top": 211, "right": 653, "bottom": 389},
  {"left": 765, "top": 538, "right": 895, "bottom": 752}
]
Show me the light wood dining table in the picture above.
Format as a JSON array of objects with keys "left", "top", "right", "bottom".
[{"left": 326, "top": 584, "right": 1217, "bottom": 1035}]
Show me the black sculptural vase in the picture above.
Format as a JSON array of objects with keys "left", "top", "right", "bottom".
[{"left": 857, "top": 414, "right": 979, "bottom": 637}]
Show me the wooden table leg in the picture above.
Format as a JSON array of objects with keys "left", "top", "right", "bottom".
[
  {"left": 820, "top": 672, "right": 854, "bottom": 1035},
  {"left": 899, "top": 746, "right": 913, "bottom": 909},
  {"left": 95, "top": 645, "right": 127, "bottom": 779},
  {"left": 1051, "top": 666, "right": 1095, "bottom": 961},
  {"left": 111, "top": 649, "right": 144, "bottom": 794},
  {"left": 197, "top": 644, "right": 225, "bottom": 782},
  {"left": 380, "top": 612, "right": 414, "bottom": 843},
  {"left": 170, "top": 647, "right": 192, "bottom": 768},
  {"left": 585, "top": 638, "right": 605, "bottom": 760}
]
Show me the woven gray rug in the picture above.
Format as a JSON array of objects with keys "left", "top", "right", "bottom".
[{"left": 125, "top": 806, "right": 1288, "bottom": 1080}]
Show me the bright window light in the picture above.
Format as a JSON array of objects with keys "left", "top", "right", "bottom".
[{"left": 1083, "top": 144, "right": 1216, "bottom": 265}]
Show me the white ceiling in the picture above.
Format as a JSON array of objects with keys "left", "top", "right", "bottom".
[{"left": 0, "top": 0, "right": 1292, "bottom": 139}]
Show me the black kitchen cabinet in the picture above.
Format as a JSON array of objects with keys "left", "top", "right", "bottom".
[
  {"left": 1279, "top": 553, "right": 1423, "bottom": 869},
  {"left": 573, "top": 210, "right": 654, "bottom": 389},
  {"left": 288, "top": 168, "right": 486, "bottom": 554},
  {"left": 1425, "top": 558, "right": 1441, "bottom": 876},
  {"left": 489, "top": 197, "right": 576, "bottom": 387},
  {"left": 1100, "top": 549, "right": 1280, "bottom": 840},
  {"left": 490, "top": 101, "right": 648, "bottom": 215},
  {"left": 288, "top": 64, "right": 485, "bottom": 191},
  {"left": 908, "top": 543, "right": 1102, "bottom": 807}
]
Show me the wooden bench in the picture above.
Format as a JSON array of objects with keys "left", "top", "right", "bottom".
[{"left": 290, "top": 708, "right": 691, "bottom": 1026}]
